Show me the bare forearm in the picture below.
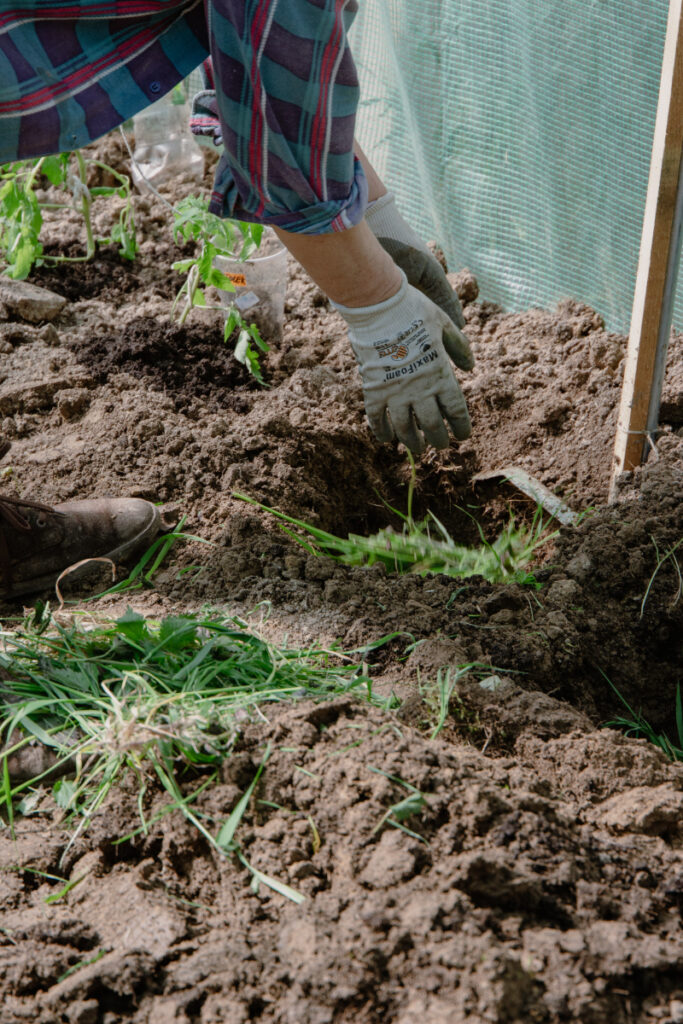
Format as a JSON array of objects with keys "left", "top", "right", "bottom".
[{"left": 273, "top": 220, "right": 401, "bottom": 308}]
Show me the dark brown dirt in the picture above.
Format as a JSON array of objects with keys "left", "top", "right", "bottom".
[
  {"left": 67, "top": 315, "right": 256, "bottom": 414},
  {"left": 1, "top": 137, "right": 683, "bottom": 1023},
  {"left": 2, "top": 701, "right": 683, "bottom": 1024}
]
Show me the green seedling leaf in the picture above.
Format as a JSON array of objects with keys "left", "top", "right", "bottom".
[
  {"left": 9, "top": 237, "right": 40, "bottom": 280},
  {"left": 386, "top": 791, "right": 426, "bottom": 823},
  {"left": 116, "top": 608, "right": 148, "bottom": 647},
  {"left": 205, "top": 267, "right": 235, "bottom": 290},
  {"left": 369, "top": 765, "right": 428, "bottom": 841},
  {"left": 41, "top": 155, "right": 67, "bottom": 186},
  {"left": 53, "top": 778, "right": 78, "bottom": 810},
  {"left": 385, "top": 818, "right": 429, "bottom": 844},
  {"left": 110, "top": 220, "right": 137, "bottom": 261},
  {"left": 171, "top": 639, "right": 219, "bottom": 683},
  {"left": 197, "top": 240, "right": 217, "bottom": 281},
  {"left": 367, "top": 765, "right": 421, "bottom": 791},
  {"left": 48, "top": 663, "right": 99, "bottom": 693},
  {"left": 172, "top": 258, "right": 196, "bottom": 274},
  {"left": 249, "top": 223, "right": 264, "bottom": 248},
  {"left": 2, "top": 701, "right": 65, "bottom": 749},
  {"left": 0, "top": 179, "right": 15, "bottom": 204},
  {"left": 0, "top": 151, "right": 137, "bottom": 278},
  {"left": 224, "top": 308, "right": 241, "bottom": 337},
  {"left": 239, "top": 853, "right": 305, "bottom": 904},
  {"left": 157, "top": 615, "right": 199, "bottom": 653},
  {"left": 44, "top": 873, "right": 88, "bottom": 905},
  {"left": 217, "top": 744, "right": 271, "bottom": 850},
  {"left": 57, "top": 949, "right": 107, "bottom": 984},
  {"left": 248, "top": 323, "right": 268, "bottom": 353},
  {"left": 19, "top": 715, "right": 62, "bottom": 749}
]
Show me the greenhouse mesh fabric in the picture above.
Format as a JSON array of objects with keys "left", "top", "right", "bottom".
[{"left": 351, "top": 1, "right": 679, "bottom": 333}]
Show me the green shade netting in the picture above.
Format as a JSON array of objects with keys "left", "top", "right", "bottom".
[{"left": 352, "top": 1, "right": 676, "bottom": 332}]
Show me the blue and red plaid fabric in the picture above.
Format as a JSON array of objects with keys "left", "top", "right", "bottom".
[{"left": 0, "top": 0, "right": 367, "bottom": 233}]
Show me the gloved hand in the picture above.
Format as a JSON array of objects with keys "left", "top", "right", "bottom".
[
  {"left": 333, "top": 272, "right": 472, "bottom": 453},
  {"left": 365, "top": 191, "right": 471, "bottom": 351},
  {"left": 189, "top": 88, "right": 223, "bottom": 149}
]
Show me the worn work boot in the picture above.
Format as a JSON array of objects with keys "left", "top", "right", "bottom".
[{"left": 0, "top": 495, "right": 162, "bottom": 600}]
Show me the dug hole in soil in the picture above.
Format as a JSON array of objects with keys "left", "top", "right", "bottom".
[{"left": 1, "top": 136, "right": 683, "bottom": 1024}]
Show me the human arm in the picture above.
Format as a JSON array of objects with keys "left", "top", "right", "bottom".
[
  {"left": 354, "top": 142, "right": 470, "bottom": 337},
  {"left": 273, "top": 223, "right": 472, "bottom": 453}
]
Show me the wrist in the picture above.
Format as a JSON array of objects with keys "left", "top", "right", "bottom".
[
  {"left": 365, "top": 192, "right": 398, "bottom": 235},
  {"left": 366, "top": 191, "right": 396, "bottom": 216},
  {"left": 365, "top": 193, "right": 427, "bottom": 258},
  {"left": 331, "top": 271, "right": 408, "bottom": 323},
  {"left": 274, "top": 220, "right": 402, "bottom": 307}
]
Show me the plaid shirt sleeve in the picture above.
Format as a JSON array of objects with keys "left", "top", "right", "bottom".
[
  {"left": 0, "top": 2, "right": 209, "bottom": 161},
  {"left": 201, "top": 0, "right": 367, "bottom": 233},
  {"left": 0, "top": 0, "right": 367, "bottom": 234}
]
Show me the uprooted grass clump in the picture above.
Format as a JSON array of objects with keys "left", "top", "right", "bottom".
[
  {"left": 237, "top": 485, "right": 556, "bottom": 587},
  {"left": 0, "top": 606, "right": 393, "bottom": 897}
]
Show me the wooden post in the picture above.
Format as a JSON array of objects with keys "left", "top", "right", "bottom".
[{"left": 610, "top": 0, "right": 683, "bottom": 501}]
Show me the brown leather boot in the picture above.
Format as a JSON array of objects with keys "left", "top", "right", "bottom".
[{"left": 0, "top": 495, "right": 163, "bottom": 599}]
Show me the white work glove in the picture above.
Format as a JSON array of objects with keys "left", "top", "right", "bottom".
[
  {"left": 365, "top": 191, "right": 470, "bottom": 338},
  {"left": 333, "top": 272, "right": 472, "bottom": 453}
]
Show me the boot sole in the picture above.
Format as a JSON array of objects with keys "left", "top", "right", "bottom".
[{"left": 1, "top": 504, "right": 163, "bottom": 600}]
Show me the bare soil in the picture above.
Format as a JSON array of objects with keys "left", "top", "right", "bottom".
[{"left": 1, "top": 137, "right": 682, "bottom": 1024}]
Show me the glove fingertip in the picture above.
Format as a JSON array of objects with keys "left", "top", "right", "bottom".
[
  {"left": 443, "top": 295, "right": 467, "bottom": 332},
  {"left": 437, "top": 390, "right": 472, "bottom": 441},
  {"left": 412, "top": 400, "right": 450, "bottom": 450},
  {"left": 447, "top": 411, "right": 472, "bottom": 441},
  {"left": 443, "top": 326, "right": 475, "bottom": 372},
  {"left": 368, "top": 407, "right": 394, "bottom": 444},
  {"left": 387, "top": 406, "right": 426, "bottom": 455},
  {"left": 400, "top": 434, "right": 426, "bottom": 456}
]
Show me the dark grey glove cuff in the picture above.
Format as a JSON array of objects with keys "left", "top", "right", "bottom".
[{"left": 376, "top": 236, "right": 466, "bottom": 330}]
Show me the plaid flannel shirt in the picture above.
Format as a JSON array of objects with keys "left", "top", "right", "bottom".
[{"left": 0, "top": 0, "right": 366, "bottom": 233}]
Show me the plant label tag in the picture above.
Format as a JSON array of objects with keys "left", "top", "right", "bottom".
[{"left": 235, "top": 291, "right": 260, "bottom": 313}]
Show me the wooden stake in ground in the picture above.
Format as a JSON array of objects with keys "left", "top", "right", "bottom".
[{"left": 610, "top": 0, "right": 683, "bottom": 500}]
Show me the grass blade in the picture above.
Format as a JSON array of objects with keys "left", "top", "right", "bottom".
[
  {"left": 2, "top": 755, "right": 14, "bottom": 835},
  {"left": 216, "top": 744, "right": 270, "bottom": 850}
]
